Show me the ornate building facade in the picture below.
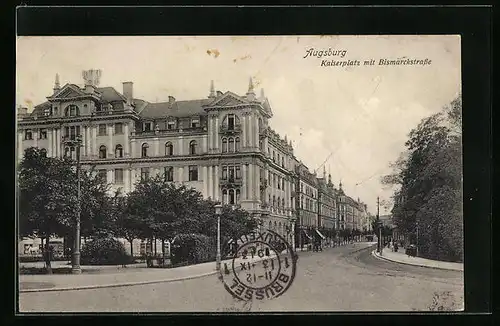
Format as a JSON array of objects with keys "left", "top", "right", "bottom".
[{"left": 17, "top": 70, "right": 296, "bottom": 244}]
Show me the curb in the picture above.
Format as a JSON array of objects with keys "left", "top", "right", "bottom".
[
  {"left": 19, "top": 252, "right": 291, "bottom": 293},
  {"left": 20, "top": 270, "right": 218, "bottom": 293},
  {"left": 371, "top": 250, "right": 463, "bottom": 272}
]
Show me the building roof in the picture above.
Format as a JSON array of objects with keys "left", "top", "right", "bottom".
[
  {"left": 139, "top": 98, "right": 213, "bottom": 118},
  {"left": 96, "top": 87, "right": 127, "bottom": 103}
]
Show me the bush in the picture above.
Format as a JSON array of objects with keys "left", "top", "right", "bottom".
[
  {"left": 81, "top": 237, "right": 134, "bottom": 265},
  {"left": 171, "top": 233, "right": 216, "bottom": 266}
]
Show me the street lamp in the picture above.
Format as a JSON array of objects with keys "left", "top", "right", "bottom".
[
  {"left": 214, "top": 204, "right": 223, "bottom": 271},
  {"left": 62, "top": 134, "right": 83, "bottom": 274}
]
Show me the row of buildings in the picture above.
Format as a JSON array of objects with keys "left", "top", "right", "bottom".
[{"left": 17, "top": 69, "right": 373, "bottom": 251}]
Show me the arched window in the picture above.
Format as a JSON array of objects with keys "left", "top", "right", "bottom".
[
  {"left": 189, "top": 140, "right": 197, "bottom": 155},
  {"left": 115, "top": 144, "right": 123, "bottom": 158},
  {"left": 273, "top": 221, "right": 277, "bottom": 231},
  {"left": 277, "top": 197, "right": 280, "bottom": 207},
  {"left": 141, "top": 143, "right": 149, "bottom": 157},
  {"left": 65, "top": 105, "right": 79, "bottom": 117},
  {"left": 223, "top": 189, "right": 228, "bottom": 205},
  {"left": 222, "top": 138, "right": 228, "bottom": 153},
  {"left": 282, "top": 198, "right": 285, "bottom": 208},
  {"left": 64, "top": 146, "right": 70, "bottom": 158},
  {"left": 235, "top": 137, "right": 240, "bottom": 152},
  {"left": 165, "top": 142, "right": 173, "bottom": 156},
  {"left": 99, "top": 145, "right": 107, "bottom": 159},
  {"left": 236, "top": 189, "right": 241, "bottom": 204},
  {"left": 228, "top": 138, "right": 234, "bottom": 152},
  {"left": 268, "top": 221, "right": 272, "bottom": 231}
]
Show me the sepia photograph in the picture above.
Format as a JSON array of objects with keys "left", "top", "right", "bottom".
[{"left": 16, "top": 35, "right": 464, "bottom": 312}]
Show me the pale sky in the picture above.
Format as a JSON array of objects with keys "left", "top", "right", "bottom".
[{"left": 16, "top": 35, "right": 461, "bottom": 215}]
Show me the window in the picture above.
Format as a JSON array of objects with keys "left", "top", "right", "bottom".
[
  {"left": 64, "top": 146, "right": 70, "bottom": 158},
  {"left": 99, "top": 145, "right": 107, "bottom": 159},
  {"left": 64, "top": 126, "right": 81, "bottom": 140},
  {"left": 97, "top": 169, "right": 107, "bottom": 182},
  {"left": 228, "top": 138, "right": 234, "bottom": 152},
  {"left": 228, "top": 166, "right": 235, "bottom": 181},
  {"left": 164, "top": 166, "right": 174, "bottom": 182},
  {"left": 189, "top": 140, "right": 197, "bottom": 155},
  {"left": 236, "top": 189, "right": 241, "bottom": 204},
  {"left": 273, "top": 151, "right": 276, "bottom": 162},
  {"left": 40, "top": 148, "right": 47, "bottom": 157},
  {"left": 98, "top": 124, "right": 107, "bottom": 136},
  {"left": 141, "top": 143, "right": 149, "bottom": 157},
  {"left": 282, "top": 157, "right": 285, "bottom": 168},
  {"left": 143, "top": 122, "right": 152, "bottom": 132},
  {"left": 188, "top": 165, "right": 198, "bottom": 181},
  {"left": 235, "top": 166, "right": 241, "bottom": 179},
  {"left": 223, "top": 189, "right": 228, "bottom": 204},
  {"left": 141, "top": 168, "right": 150, "bottom": 181},
  {"left": 222, "top": 138, "right": 227, "bottom": 153},
  {"left": 165, "top": 142, "right": 173, "bottom": 156},
  {"left": 273, "top": 195, "right": 276, "bottom": 206},
  {"left": 191, "top": 119, "right": 199, "bottom": 128},
  {"left": 222, "top": 166, "right": 228, "bottom": 180},
  {"left": 114, "top": 123, "right": 123, "bottom": 134},
  {"left": 115, "top": 169, "right": 124, "bottom": 184},
  {"left": 278, "top": 176, "right": 281, "bottom": 190},
  {"left": 65, "top": 105, "right": 79, "bottom": 117},
  {"left": 235, "top": 137, "right": 240, "bottom": 152},
  {"left": 277, "top": 197, "right": 280, "bottom": 207},
  {"left": 229, "top": 189, "right": 235, "bottom": 205},
  {"left": 115, "top": 145, "right": 123, "bottom": 158},
  {"left": 44, "top": 108, "right": 51, "bottom": 116},
  {"left": 39, "top": 129, "right": 47, "bottom": 139},
  {"left": 167, "top": 121, "right": 176, "bottom": 130},
  {"left": 282, "top": 198, "right": 285, "bottom": 208},
  {"left": 24, "top": 129, "right": 33, "bottom": 140}
]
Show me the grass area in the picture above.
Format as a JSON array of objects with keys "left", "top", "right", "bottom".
[{"left": 19, "top": 267, "right": 103, "bottom": 275}]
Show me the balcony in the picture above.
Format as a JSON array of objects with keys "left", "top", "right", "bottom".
[
  {"left": 219, "top": 124, "right": 242, "bottom": 134},
  {"left": 220, "top": 177, "right": 243, "bottom": 186}
]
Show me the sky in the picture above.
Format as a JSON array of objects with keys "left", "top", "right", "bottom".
[{"left": 16, "top": 35, "right": 461, "bottom": 215}]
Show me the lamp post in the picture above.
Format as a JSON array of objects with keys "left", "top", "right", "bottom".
[
  {"left": 62, "top": 134, "right": 83, "bottom": 274},
  {"left": 214, "top": 204, "right": 222, "bottom": 271}
]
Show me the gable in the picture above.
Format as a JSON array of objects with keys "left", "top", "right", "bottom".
[
  {"left": 52, "top": 84, "right": 85, "bottom": 99},
  {"left": 206, "top": 91, "right": 248, "bottom": 107}
]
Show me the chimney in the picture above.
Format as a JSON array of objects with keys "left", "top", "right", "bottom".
[
  {"left": 82, "top": 69, "right": 101, "bottom": 93},
  {"left": 168, "top": 96, "right": 176, "bottom": 104},
  {"left": 122, "top": 82, "right": 133, "bottom": 103}
]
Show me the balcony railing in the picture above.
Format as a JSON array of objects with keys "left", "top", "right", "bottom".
[
  {"left": 133, "top": 126, "right": 205, "bottom": 137},
  {"left": 220, "top": 177, "right": 243, "bottom": 186}
]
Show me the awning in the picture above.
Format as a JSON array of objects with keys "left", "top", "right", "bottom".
[
  {"left": 302, "top": 230, "right": 312, "bottom": 240},
  {"left": 315, "top": 229, "right": 326, "bottom": 240}
]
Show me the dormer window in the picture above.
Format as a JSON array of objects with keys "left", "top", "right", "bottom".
[
  {"left": 43, "top": 108, "right": 51, "bottom": 116},
  {"left": 167, "top": 121, "right": 176, "bottom": 130},
  {"left": 65, "top": 105, "right": 79, "bottom": 117},
  {"left": 143, "top": 122, "right": 152, "bottom": 132},
  {"left": 191, "top": 118, "right": 199, "bottom": 128}
]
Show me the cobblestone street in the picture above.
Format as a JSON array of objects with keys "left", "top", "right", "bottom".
[{"left": 19, "top": 244, "right": 464, "bottom": 312}]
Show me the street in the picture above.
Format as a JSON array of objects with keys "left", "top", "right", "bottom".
[{"left": 19, "top": 244, "right": 464, "bottom": 312}]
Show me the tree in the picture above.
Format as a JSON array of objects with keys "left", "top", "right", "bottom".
[
  {"left": 381, "top": 95, "right": 463, "bottom": 262},
  {"left": 18, "top": 147, "right": 78, "bottom": 273},
  {"left": 113, "top": 194, "right": 143, "bottom": 258}
]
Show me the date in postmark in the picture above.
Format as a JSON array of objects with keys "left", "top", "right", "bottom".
[{"left": 219, "top": 229, "right": 297, "bottom": 301}]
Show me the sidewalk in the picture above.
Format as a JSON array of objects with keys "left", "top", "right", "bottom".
[
  {"left": 19, "top": 252, "right": 285, "bottom": 293},
  {"left": 372, "top": 248, "right": 463, "bottom": 272}
]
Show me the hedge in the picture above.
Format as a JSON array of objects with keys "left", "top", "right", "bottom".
[
  {"left": 170, "top": 233, "right": 216, "bottom": 266},
  {"left": 81, "top": 237, "right": 135, "bottom": 265}
]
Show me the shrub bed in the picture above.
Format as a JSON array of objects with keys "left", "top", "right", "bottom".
[
  {"left": 81, "top": 237, "right": 135, "bottom": 265},
  {"left": 170, "top": 234, "right": 216, "bottom": 266}
]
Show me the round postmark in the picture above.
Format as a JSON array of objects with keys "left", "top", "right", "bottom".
[{"left": 219, "top": 229, "right": 297, "bottom": 301}]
